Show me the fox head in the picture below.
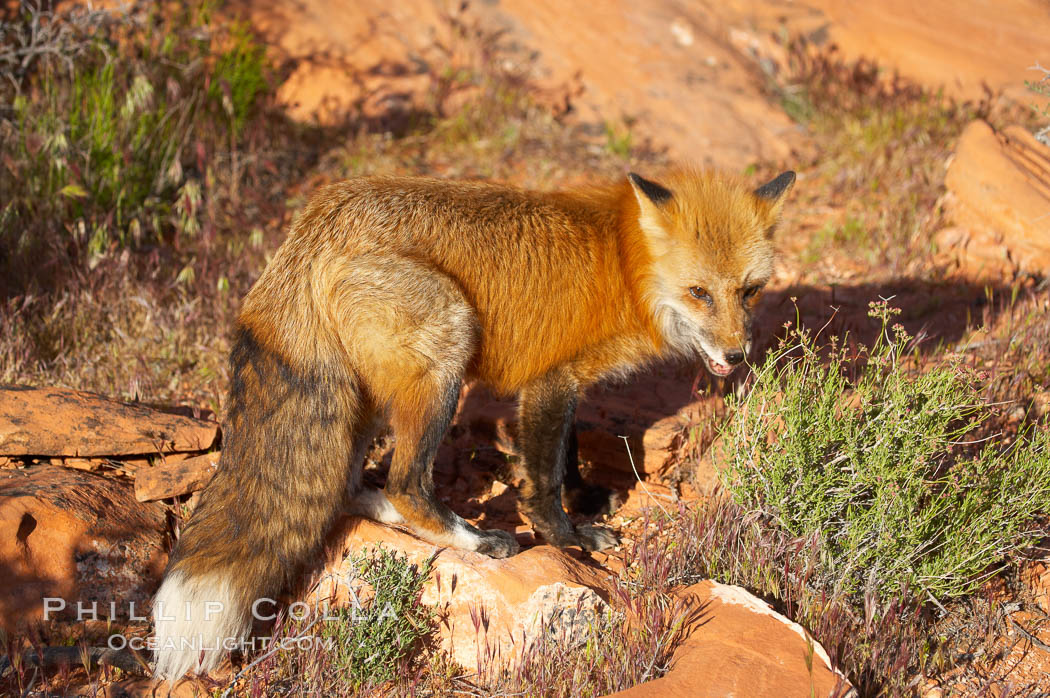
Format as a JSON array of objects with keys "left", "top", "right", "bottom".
[{"left": 628, "top": 168, "right": 795, "bottom": 377}]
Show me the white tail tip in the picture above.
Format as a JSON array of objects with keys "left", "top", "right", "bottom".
[{"left": 152, "top": 569, "right": 250, "bottom": 681}]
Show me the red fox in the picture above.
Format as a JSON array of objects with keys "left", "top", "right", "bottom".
[{"left": 152, "top": 168, "right": 794, "bottom": 679}]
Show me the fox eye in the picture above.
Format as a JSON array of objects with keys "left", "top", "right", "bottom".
[
  {"left": 742, "top": 285, "right": 763, "bottom": 301},
  {"left": 689, "top": 286, "right": 713, "bottom": 305}
]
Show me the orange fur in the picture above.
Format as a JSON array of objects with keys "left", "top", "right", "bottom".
[
  {"left": 151, "top": 167, "right": 795, "bottom": 681},
  {"left": 239, "top": 168, "right": 790, "bottom": 392}
]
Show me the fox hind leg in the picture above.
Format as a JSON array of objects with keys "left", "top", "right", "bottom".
[
  {"left": 330, "top": 254, "right": 518, "bottom": 558},
  {"left": 346, "top": 398, "right": 518, "bottom": 557},
  {"left": 384, "top": 377, "right": 518, "bottom": 557}
]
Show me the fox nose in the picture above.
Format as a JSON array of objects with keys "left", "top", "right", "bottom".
[{"left": 725, "top": 349, "right": 746, "bottom": 366}]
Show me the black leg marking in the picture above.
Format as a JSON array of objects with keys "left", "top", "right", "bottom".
[
  {"left": 562, "top": 425, "right": 620, "bottom": 517},
  {"left": 518, "top": 374, "right": 618, "bottom": 552},
  {"left": 562, "top": 426, "right": 583, "bottom": 491}
]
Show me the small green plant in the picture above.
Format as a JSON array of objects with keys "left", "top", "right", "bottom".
[
  {"left": 324, "top": 548, "right": 436, "bottom": 688},
  {"left": 207, "top": 21, "right": 268, "bottom": 140},
  {"left": 233, "top": 547, "right": 436, "bottom": 694},
  {"left": 801, "top": 217, "right": 870, "bottom": 264},
  {"left": 720, "top": 301, "right": 1050, "bottom": 602},
  {"left": 778, "top": 83, "right": 816, "bottom": 124},
  {"left": 603, "top": 119, "right": 634, "bottom": 159}
]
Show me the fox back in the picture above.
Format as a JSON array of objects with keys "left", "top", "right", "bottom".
[{"left": 240, "top": 169, "right": 792, "bottom": 391}]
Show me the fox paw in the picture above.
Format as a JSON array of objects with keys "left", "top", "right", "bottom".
[
  {"left": 474, "top": 528, "right": 521, "bottom": 558},
  {"left": 573, "top": 524, "right": 619, "bottom": 552},
  {"left": 539, "top": 523, "right": 619, "bottom": 552}
]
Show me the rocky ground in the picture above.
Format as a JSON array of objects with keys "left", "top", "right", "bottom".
[{"left": 2, "top": 0, "right": 1050, "bottom": 695}]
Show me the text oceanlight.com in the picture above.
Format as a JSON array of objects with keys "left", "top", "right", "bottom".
[{"left": 108, "top": 635, "right": 338, "bottom": 652}]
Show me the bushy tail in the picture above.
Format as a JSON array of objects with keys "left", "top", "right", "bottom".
[{"left": 152, "top": 326, "right": 365, "bottom": 680}]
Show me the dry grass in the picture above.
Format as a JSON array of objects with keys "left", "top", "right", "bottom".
[{"left": 772, "top": 40, "right": 1013, "bottom": 280}]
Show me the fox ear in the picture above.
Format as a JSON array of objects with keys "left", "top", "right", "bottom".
[
  {"left": 754, "top": 171, "right": 795, "bottom": 235},
  {"left": 628, "top": 172, "right": 673, "bottom": 206},
  {"left": 628, "top": 173, "right": 674, "bottom": 247},
  {"left": 754, "top": 171, "right": 795, "bottom": 207}
]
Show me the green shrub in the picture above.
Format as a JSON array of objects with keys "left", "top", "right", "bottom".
[
  {"left": 720, "top": 301, "right": 1050, "bottom": 602},
  {"left": 0, "top": 2, "right": 270, "bottom": 286},
  {"left": 322, "top": 548, "right": 436, "bottom": 688},
  {"left": 234, "top": 547, "right": 436, "bottom": 694}
]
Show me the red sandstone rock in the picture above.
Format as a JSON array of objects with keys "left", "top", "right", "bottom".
[
  {"left": 242, "top": 0, "right": 441, "bottom": 125},
  {"left": 803, "top": 0, "right": 1050, "bottom": 101},
  {"left": 235, "top": 0, "right": 798, "bottom": 168},
  {"left": 321, "top": 517, "right": 615, "bottom": 669},
  {"left": 691, "top": 435, "right": 729, "bottom": 496},
  {"left": 608, "top": 581, "right": 852, "bottom": 698},
  {"left": 134, "top": 451, "right": 221, "bottom": 502},
  {"left": 0, "top": 386, "right": 219, "bottom": 457},
  {"left": 320, "top": 520, "right": 853, "bottom": 695},
  {"left": 940, "top": 121, "right": 1050, "bottom": 277},
  {"left": 0, "top": 466, "right": 167, "bottom": 630},
  {"left": 1023, "top": 560, "right": 1050, "bottom": 616},
  {"left": 714, "top": 0, "right": 1050, "bottom": 103}
]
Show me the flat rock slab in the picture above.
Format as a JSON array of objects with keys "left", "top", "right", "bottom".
[
  {"left": 940, "top": 121, "right": 1050, "bottom": 277},
  {"left": 0, "top": 466, "right": 167, "bottom": 630},
  {"left": 134, "top": 451, "right": 221, "bottom": 502},
  {"left": 0, "top": 386, "right": 219, "bottom": 457},
  {"left": 607, "top": 581, "right": 852, "bottom": 698}
]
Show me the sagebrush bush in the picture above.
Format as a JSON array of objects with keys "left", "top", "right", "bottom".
[
  {"left": 321, "top": 548, "right": 436, "bottom": 688},
  {"left": 720, "top": 301, "right": 1050, "bottom": 602}
]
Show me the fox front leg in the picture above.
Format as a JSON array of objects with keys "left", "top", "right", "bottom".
[
  {"left": 517, "top": 371, "right": 618, "bottom": 552},
  {"left": 562, "top": 425, "right": 621, "bottom": 517}
]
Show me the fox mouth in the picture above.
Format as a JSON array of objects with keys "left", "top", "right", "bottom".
[
  {"left": 697, "top": 344, "right": 743, "bottom": 377},
  {"left": 703, "top": 355, "right": 736, "bottom": 377}
]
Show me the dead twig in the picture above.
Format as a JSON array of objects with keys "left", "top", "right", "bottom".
[{"left": 1010, "top": 618, "right": 1050, "bottom": 654}]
